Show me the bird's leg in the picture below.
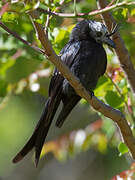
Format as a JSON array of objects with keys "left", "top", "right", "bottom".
[{"left": 90, "top": 91, "right": 94, "bottom": 98}]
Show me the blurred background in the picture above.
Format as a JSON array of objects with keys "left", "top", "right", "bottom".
[{"left": 1, "top": 0, "right": 135, "bottom": 179}]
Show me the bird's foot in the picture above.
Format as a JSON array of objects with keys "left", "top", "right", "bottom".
[{"left": 90, "top": 91, "right": 94, "bottom": 98}]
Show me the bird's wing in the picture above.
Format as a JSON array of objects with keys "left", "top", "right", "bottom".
[
  {"left": 96, "top": 48, "right": 107, "bottom": 77},
  {"left": 56, "top": 95, "right": 81, "bottom": 127},
  {"left": 48, "top": 41, "right": 81, "bottom": 128},
  {"left": 49, "top": 40, "right": 81, "bottom": 96}
]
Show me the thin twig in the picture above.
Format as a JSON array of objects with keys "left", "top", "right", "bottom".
[
  {"left": 74, "top": 0, "right": 77, "bottom": 15},
  {"left": 106, "top": 73, "right": 123, "bottom": 99},
  {"left": 0, "top": 93, "right": 11, "bottom": 110},
  {"left": 107, "top": 0, "right": 116, "bottom": 7},
  {"left": 37, "top": 1, "right": 135, "bottom": 18},
  {"left": 0, "top": 21, "right": 45, "bottom": 54},
  {"left": 105, "top": 73, "right": 130, "bottom": 114},
  {"left": 97, "top": 0, "right": 135, "bottom": 94},
  {"left": 55, "top": 0, "right": 65, "bottom": 12},
  {"left": 44, "top": 8, "right": 50, "bottom": 37}
]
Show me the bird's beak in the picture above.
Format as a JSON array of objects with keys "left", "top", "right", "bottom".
[{"left": 103, "top": 37, "right": 116, "bottom": 48}]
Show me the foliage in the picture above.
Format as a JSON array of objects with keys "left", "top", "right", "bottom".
[
  {"left": 112, "top": 163, "right": 135, "bottom": 180},
  {"left": 0, "top": 0, "right": 135, "bottom": 179},
  {"left": 41, "top": 119, "right": 108, "bottom": 162}
]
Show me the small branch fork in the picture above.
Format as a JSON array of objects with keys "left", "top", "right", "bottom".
[
  {"left": 37, "top": 1, "right": 135, "bottom": 18},
  {"left": 0, "top": 21, "right": 45, "bottom": 54},
  {"left": 1, "top": 1, "right": 135, "bottom": 159}
]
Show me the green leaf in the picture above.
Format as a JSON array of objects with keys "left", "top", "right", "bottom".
[
  {"left": 102, "top": 118, "right": 115, "bottom": 139},
  {"left": 94, "top": 76, "right": 113, "bottom": 97},
  {"left": 0, "top": 79, "right": 7, "bottom": 97},
  {"left": 118, "top": 142, "right": 129, "bottom": 156},
  {"left": 0, "top": 58, "right": 16, "bottom": 77},
  {"left": 105, "top": 91, "right": 124, "bottom": 108},
  {"left": 1, "top": 12, "right": 17, "bottom": 23},
  {"left": 131, "top": 8, "right": 135, "bottom": 16},
  {"left": 24, "top": 0, "right": 40, "bottom": 11},
  {"left": 52, "top": 25, "right": 74, "bottom": 54},
  {"left": 96, "top": 75, "right": 109, "bottom": 88},
  {"left": 121, "top": 8, "right": 128, "bottom": 18},
  {"left": 34, "top": 18, "right": 43, "bottom": 24}
]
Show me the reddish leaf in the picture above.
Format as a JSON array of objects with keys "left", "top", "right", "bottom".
[
  {"left": 0, "top": 3, "right": 9, "bottom": 17},
  {"left": 112, "top": 163, "right": 135, "bottom": 179},
  {"left": 86, "top": 119, "right": 103, "bottom": 132}
]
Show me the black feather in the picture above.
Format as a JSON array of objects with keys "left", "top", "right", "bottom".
[{"left": 13, "top": 19, "right": 115, "bottom": 166}]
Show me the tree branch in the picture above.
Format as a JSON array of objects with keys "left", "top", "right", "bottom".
[
  {"left": 97, "top": 0, "right": 135, "bottom": 94},
  {"left": 37, "top": 1, "right": 135, "bottom": 18},
  {"left": 105, "top": 73, "right": 133, "bottom": 118},
  {"left": 0, "top": 21, "right": 45, "bottom": 54},
  {"left": 28, "top": 10, "right": 135, "bottom": 159}
]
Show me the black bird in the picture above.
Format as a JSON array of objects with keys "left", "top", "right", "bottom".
[{"left": 12, "top": 20, "right": 116, "bottom": 166}]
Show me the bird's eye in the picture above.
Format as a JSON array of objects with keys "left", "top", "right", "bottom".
[{"left": 96, "top": 32, "right": 102, "bottom": 37}]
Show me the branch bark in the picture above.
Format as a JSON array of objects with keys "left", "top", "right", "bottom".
[
  {"left": 37, "top": 1, "right": 135, "bottom": 18},
  {"left": 0, "top": 21, "right": 44, "bottom": 54},
  {"left": 27, "top": 10, "right": 135, "bottom": 159},
  {"left": 97, "top": 0, "right": 135, "bottom": 94}
]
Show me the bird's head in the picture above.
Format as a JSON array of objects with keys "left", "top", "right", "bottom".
[{"left": 70, "top": 20, "right": 116, "bottom": 48}]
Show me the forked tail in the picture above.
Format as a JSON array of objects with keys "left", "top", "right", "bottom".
[{"left": 12, "top": 92, "right": 62, "bottom": 166}]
